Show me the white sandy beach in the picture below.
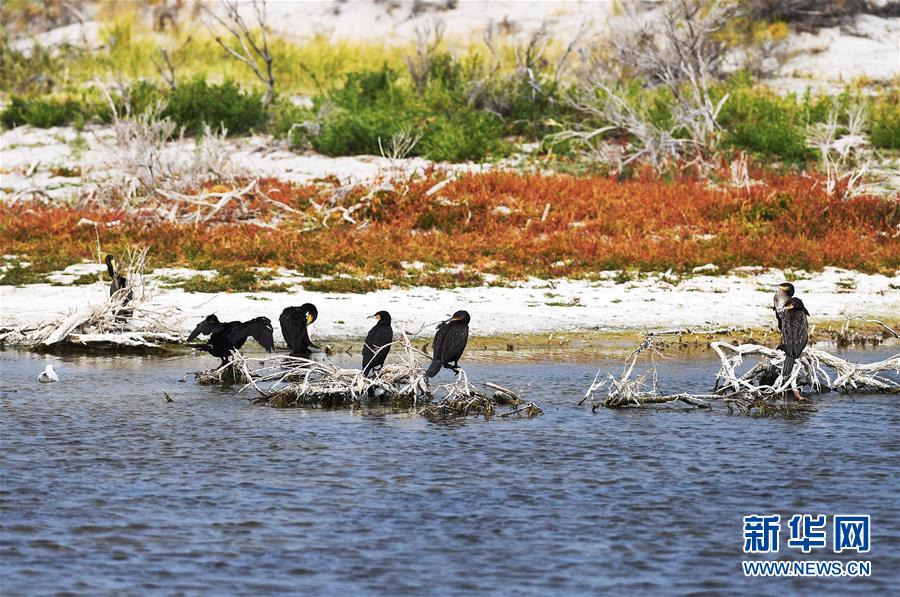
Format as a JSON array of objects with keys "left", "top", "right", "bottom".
[{"left": 2, "top": 266, "right": 897, "bottom": 341}]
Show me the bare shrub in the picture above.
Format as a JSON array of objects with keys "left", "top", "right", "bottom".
[
  {"left": 379, "top": 127, "right": 423, "bottom": 162},
  {"left": 203, "top": 0, "right": 275, "bottom": 103},
  {"left": 404, "top": 18, "right": 445, "bottom": 96},
  {"left": 92, "top": 95, "right": 242, "bottom": 206},
  {"left": 808, "top": 101, "right": 873, "bottom": 197},
  {"left": 28, "top": 247, "right": 182, "bottom": 347},
  {"left": 560, "top": 0, "right": 741, "bottom": 175}
]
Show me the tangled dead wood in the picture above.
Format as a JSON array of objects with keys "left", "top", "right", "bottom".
[
  {"left": 85, "top": 92, "right": 297, "bottom": 226},
  {"left": 192, "top": 331, "right": 543, "bottom": 420},
  {"left": 9, "top": 247, "right": 182, "bottom": 349},
  {"left": 582, "top": 333, "right": 899, "bottom": 416}
]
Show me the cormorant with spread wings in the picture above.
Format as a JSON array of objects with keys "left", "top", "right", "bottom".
[{"left": 187, "top": 314, "right": 275, "bottom": 365}]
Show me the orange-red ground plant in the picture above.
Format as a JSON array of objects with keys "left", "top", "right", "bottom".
[{"left": 1, "top": 172, "right": 897, "bottom": 285}]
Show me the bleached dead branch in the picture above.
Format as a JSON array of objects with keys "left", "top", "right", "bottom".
[
  {"left": 204, "top": 330, "right": 431, "bottom": 408},
  {"left": 21, "top": 247, "right": 182, "bottom": 348},
  {"left": 711, "top": 341, "right": 899, "bottom": 397},
  {"left": 195, "top": 329, "right": 542, "bottom": 420},
  {"left": 582, "top": 334, "right": 898, "bottom": 415},
  {"left": 405, "top": 18, "right": 445, "bottom": 96},
  {"left": 204, "top": 0, "right": 275, "bottom": 103},
  {"left": 808, "top": 102, "right": 873, "bottom": 198},
  {"left": 559, "top": 0, "right": 738, "bottom": 175},
  {"left": 304, "top": 173, "right": 409, "bottom": 230}
]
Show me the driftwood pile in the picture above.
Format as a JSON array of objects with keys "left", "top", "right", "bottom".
[
  {"left": 192, "top": 332, "right": 542, "bottom": 421},
  {"left": 3, "top": 247, "right": 182, "bottom": 351},
  {"left": 582, "top": 332, "right": 899, "bottom": 416}
]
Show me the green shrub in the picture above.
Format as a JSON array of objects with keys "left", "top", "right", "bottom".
[
  {"left": 0, "top": 40, "right": 66, "bottom": 95},
  {"left": 312, "top": 68, "right": 416, "bottom": 156},
  {"left": 310, "top": 63, "right": 510, "bottom": 162},
  {"left": 0, "top": 264, "right": 47, "bottom": 286},
  {"left": 268, "top": 98, "right": 315, "bottom": 139},
  {"left": 0, "top": 95, "right": 80, "bottom": 128},
  {"left": 869, "top": 92, "right": 900, "bottom": 149},
  {"left": 162, "top": 78, "right": 267, "bottom": 135},
  {"left": 717, "top": 86, "right": 814, "bottom": 164}
]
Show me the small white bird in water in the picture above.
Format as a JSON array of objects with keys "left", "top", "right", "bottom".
[{"left": 38, "top": 364, "right": 59, "bottom": 383}]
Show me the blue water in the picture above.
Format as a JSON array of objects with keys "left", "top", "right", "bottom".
[{"left": 1, "top": 347, "right": 898, "bottom": 595}]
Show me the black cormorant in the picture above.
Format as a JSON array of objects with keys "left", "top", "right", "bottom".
[
  {"left": 362, "top": 310, "right": 393, "bottom": 375},
  {"left": 425, "top": 310, "right": 470, "bottom": 378},
  {"left": 105, "top": 254, "right": 133, "bottom": 319},
  {"left": 280, "top": 303, "right": 319, "bottom": 356},
  {"left": 773, "top": 282, "right": 795, "bottom": 331},
  {"left": 187, "top": 314, "right": 275, "bottom": 365},
  {"left": 779, "top": 297, "right": 809, "bottom": 385}
]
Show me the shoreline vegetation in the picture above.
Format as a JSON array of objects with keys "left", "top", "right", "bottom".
[
  {"left": 2, "top": 171, "right": 898, "bottom": 286},
  {"left": 1, "top": 1, "right": 898, "bottom": 355}
]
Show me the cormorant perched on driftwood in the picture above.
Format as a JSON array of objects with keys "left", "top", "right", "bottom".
[
  {"left": 362, "top": 311, "right": 393, "bottom": 375},
  {"left": 187, "top": 314, "right": 275, "bottom": 365},
  {"left": 280, "top": 303, "right": 318, "bottom": 356},
  {"left": 780, "top": 297, "right": 809, "bottom": 389},
  {"left": 426, "top": 310, "right": 470, "bottom": 378},
  {"left": 105, "top": 254, "right": 133, "bottom": 320},
  {"left": 773, "top": 282, "right": 795, "bottom": 331}
]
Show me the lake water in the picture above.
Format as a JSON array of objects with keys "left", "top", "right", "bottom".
[{"left": 1, "top": 347, "right": 898, "bottom": 595}]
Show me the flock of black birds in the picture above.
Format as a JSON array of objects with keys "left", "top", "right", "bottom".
[
  {"left": 103, "top": 255, "right": 810, "bottom": 385},
  {"left": 184, "top": 306, "right": 471, "bottom": 379}
]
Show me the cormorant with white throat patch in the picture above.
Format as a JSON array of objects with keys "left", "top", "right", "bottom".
[
  {"left": 773, "top": 282, "right": 795, "bottom": 332},
  {"left": 779, "top": 297, "right": 809, "bottom": 389}
]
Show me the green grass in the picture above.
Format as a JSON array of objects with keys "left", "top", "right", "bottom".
[
  {"left": 302, "top": 276, "right": 390, "bottom": 293},
  {"left": 869, "top": 91, "right": 900, "bottom": 149},
  {"left": 163, "top": 267, "right": 291, "bottom": 293},
  {"left": 0, "top": 264, "right": 47, "bottom": 286}
]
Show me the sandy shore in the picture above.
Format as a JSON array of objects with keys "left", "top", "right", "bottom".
[{"left": 2, "top": 266, "right": 897, "bottom": 342}]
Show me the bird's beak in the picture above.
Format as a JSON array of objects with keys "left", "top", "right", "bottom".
[
  {"left": 785, "top": 304, "right": 794, "bottom": 310},
  {"left": 368, "top": 313, "right": 378, "bottom": 319},
  {"left": 306, "top": 313, "right": 314, "bottom": 325}
]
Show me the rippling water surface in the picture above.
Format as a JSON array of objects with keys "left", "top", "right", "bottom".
[{"left": 1, "top": 347, "right": 898, "bottom": 595}]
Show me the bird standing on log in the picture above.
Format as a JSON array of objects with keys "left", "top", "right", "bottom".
[
  {"left": 773, "top": 282, "right": 795, "bottom": 331},
  {"left": 280, "top": 303, "right": 319, "bottom": 356},
  {"left": 187, "top": 314, "right": 275, "bottom": 366},
  {"left": 779, "top": 297, "right": 809, "bottom": 392},
  {"left": 426, "top": 310, "right": 470, "bottom": 378},
  {"left": 105, "top": 254, "right": 133, "bottom": 320},
  {"left": 362, "top": 310, "right": 393, "bottom": 375}
]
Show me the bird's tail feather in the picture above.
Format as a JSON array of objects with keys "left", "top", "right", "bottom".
[
  {"left": 781, "top": 355, "right": 795, "bottom": 382},
  {"left": 425, "top": 358, "right": 442, "bottom": 378}
]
